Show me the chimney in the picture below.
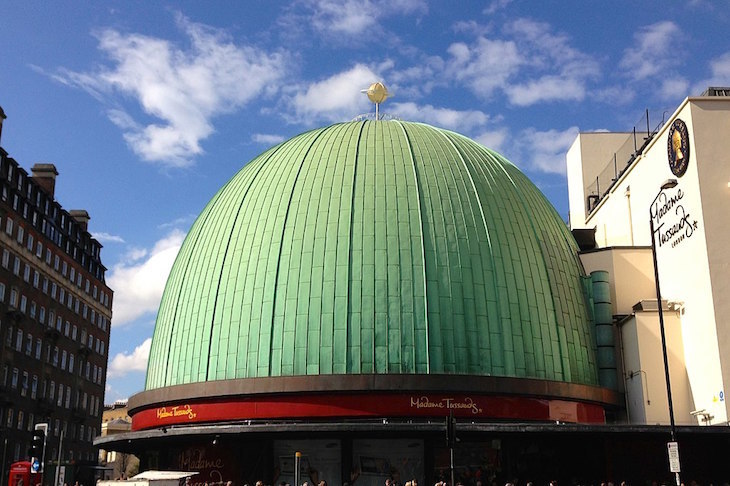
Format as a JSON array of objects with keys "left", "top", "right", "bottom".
[
  {"left": 69, "top": 210, "right": 91, "bottom": 232},
  {"left": 31, "top": 163, "right": 59, "bottom": 198},
  {"left": 0, "top": 105, "right": 6, "bottom": 144}
]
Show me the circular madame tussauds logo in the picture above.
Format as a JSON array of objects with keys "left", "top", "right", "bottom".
[{"left": 667, "top": 118, "right": 690, "bottom": 177}]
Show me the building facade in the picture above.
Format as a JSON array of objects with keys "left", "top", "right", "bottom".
[
  {"left": 567, "top": 90, "right": 730, "bottom": 429},
  {"left": 0, "top": 111, "right": 114, "bottom": 484}
]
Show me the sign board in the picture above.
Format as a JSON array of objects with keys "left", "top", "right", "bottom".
[{"left": 667, "top": 441, "right": 681, "bottom": 473}]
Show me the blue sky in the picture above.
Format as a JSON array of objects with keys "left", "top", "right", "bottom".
[{"left": 2, "top": 1, "right": 729, "bottom": 402}]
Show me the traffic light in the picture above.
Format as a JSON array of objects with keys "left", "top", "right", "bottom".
[
  {"left": 446, "top": 412, "right": 457, "bottom": 448},
  {"left": 29, "top": 423, "right": 48, "bottom": 473}
]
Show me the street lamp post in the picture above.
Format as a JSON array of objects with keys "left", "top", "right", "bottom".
[{"left": 648, "top": 178, "right": 680, "bottom": 486}]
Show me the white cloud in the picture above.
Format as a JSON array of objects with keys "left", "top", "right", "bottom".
[
  {"left": 446, "top": 19, "right": 598, "bottom": 106},
  {"left": 56, "top": 15, "right": 287, "bottom": 168},
  {"left": 475, "top": 128, "right": 509, "bottom": 154},
  {"left": 289, "top": 64, "right": 380, "bottom": 123},
  {"left": 158, "top": 214, "right": 197, "bottom": 230},
  {"left": 519, "top": 126, "right": 579, "bottom": 175},
  {"left": 252, "top": 133, "right": 286, "bottom": 145},
  {"left": 304, "top": 0, "right": 427, "bottom": 37},
  {"left": 107, "top": 229, "right": 185, "bottom": 326},
  {"left": 390, "top": 102, "right": 488, "bottom": 132},
  {"left": 483, "top": 0, "right": 513, "bottom": 15},
  {"left": 694, "top": 52, "right": 730, "bottom": 94},
  {"left": 92, "top": 232, "right": 125, "bottom": 244},
  {"left": 661, "top": 77, "right": 690, "bottom": 99},
  {"left": 619, "top": 21, "right": 681, "bottom": 81},
  {"left": 107, "top": 338, "right": 152, "bottom": 378},
  {"left": 447, "top": 37, "right": 523, "bottom": 99}
]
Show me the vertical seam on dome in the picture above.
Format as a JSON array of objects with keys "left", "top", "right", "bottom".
[
  {"left": 346, "top": 121, "right": 367, "bottom": 373},
  {"left": 156, "top": 175, "right": 232, "bottom": 387},
  {"left": 396, "top": 120, "right": 430, "bottom": 373},
  {"left": 492, "top": 158, "right": 567, "bottom": 380},
  {"left": 437, "top": 130, "right": 500, "bottom": 373},
  {"left": 268, "top": 127, "right": 329, "bottom": 376},
  {"left": 203, "top": 146, "right": 284, "bottom": 382}
]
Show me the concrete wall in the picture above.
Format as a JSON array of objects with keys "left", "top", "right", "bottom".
[
  {"left": 620, "top": 310, "right": 694, "bottom": 425},
  {"left": 567, "top": 132, "right": 633, "bottom": 228},
  {"left": 690, "top": 99, "right": 730, "bottom": 421},
  {"left": 581, "top": 248, "right": 656, "bottom": 316}
]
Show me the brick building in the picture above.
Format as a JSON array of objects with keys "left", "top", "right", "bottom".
[{"left": 0, "top": 108, "right": 113, "bottom": 484}]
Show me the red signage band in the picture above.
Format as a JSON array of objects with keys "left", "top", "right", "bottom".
[{"left": 131, "top": 393, "right": 605, "bottom": 430}]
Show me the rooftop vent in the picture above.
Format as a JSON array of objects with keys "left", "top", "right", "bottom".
[{"left": 701, "top": 87, "right": 730, "bottom": 96}]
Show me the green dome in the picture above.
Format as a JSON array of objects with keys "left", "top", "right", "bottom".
[{"left": 146, "top": 121, "right": 597, "bottom": 390}]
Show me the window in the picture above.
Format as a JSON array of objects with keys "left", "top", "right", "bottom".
[
  {"left": 16, "top": 410, "right": 23, "bottom": 430},
  {"left": 72, "top": 325, "right": 78, "bottom": 341},
  {"left": 69, "top": 267, "right": 75, "bottom": 282},
  {"left": 21, "top": 372, "right": 28, "bottom": 397},
  {"left": 52, "top": 346, "right": 59, "bottom": 367},
  {"left": 0, "top": 282, "right": 5, "bottom": 302},
  {"left": 9, "top": 288, "right": 18, "bottom": 307},
  {"left": 27, "top": 233, "right": 34, "bottom": 252},
  {"left": 54, "top": 255, "right": 59, "bottom": 271},
  {"left": 15, "top": 329, "right": 22, "bottom": 351},
  {"left": 57, "top": 384, "right": 64, "bottom": 407},
  {"left": 31, "top": 375, "right": 38, "bottom": 399},
  {"left": 5, "top": 217, "right": 13, "bottom": 235},
  {"left": 5, "top": 326, "right": 12, "bottom": 347},
  {"left": 29, "top": 301, "right": 36, "bottom": 319},
  {"left": 25, "top": 333, "right": 32, "bottom": 355},
  {"left": 33, "top": 270, "right": 39, "bottom": 288},
  {"left": 5, "top": 408, "right": 12, "bottom": 428},
  {"left": 19, "top": 295, "right": 27, "bottom": 313},
  {"left": 61, "top": 350, "right": 67, "bottom": 370},
  {"left": 49, "top": 381, "right": 55, "bottom": 400},
  {"left": 16, "top": 226, "right": 24, "bottom": 244},
  {"left": 62, "top": 261, "right": 67, "bottom": 277},
  {"left": 1, "top": 249, "right": 8, "bottom": 268},
  {"left": 23, "top": 264, "right": 30, "bottom": 282},
  {"left": 39, "top": 306, "right": 45, "bottom": 324},
  {"left": 51, "top": 282, "right": 57, "bottom": 299},
  {"left": 45, "top": 248, "right": 51, "bottom": 264},
  {"left": 35, "top": 338, "right": 42, "bottom": 360},
  {"left": 42, "top": 277, "right": 48, "bottom": 294},
  {"left": 12, "top": 257, "right": 20, "bottom": 275},
  {"left": 68, "top": 353, "right": 75, "bottom": 374},
  {"left": 59, "top": 287, "right": 65, "bottom": 304},
  {"left": 11, "top": 368, "right": 18, "bottom": 389},
  {"left": 64, "top": 321, "right": 70, "bottom": 337},
  {"left": 36, "top": 241, "right": 43, "bottom": 258},
  {"left": 27, "top": 412, "right": 34, "bottom": 432}
]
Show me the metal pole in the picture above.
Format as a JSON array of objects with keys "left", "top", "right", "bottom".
[
  {"left": 54, "top": 427, "right": 64, "bottom": 486},
  {"left": 294, "top": 451, "right": 301, "bottom": 486},
  {"left": 1, "top": 437, "right": 7, "bottom": 486},
  {"left": 449, "top": 447, "right": 455, "bottom": 486},
  {"left": 649, "top": 193, "right": 680, "bottom": 486}
]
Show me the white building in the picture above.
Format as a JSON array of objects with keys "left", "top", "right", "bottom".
[{"left": 567, "top": 88, "right": 730, "bottom": 427}]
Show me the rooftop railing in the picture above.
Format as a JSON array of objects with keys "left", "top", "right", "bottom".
[{"left": 585, "top": 109, "right": 668, "bottom": 214}]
